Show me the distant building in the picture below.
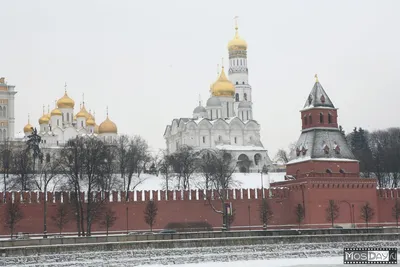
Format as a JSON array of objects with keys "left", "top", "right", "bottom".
[
  {"left": 164, "top": 21, "right": 272, "bottom": 173},
  {"left": 0, "top": 77, "right": 17, "bottom": 140},
  {"left": 20, "top": 85, "right": 118, "bottom": 147}
]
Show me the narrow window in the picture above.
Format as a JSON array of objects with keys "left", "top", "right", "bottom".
[
  {"left": 57, "top": 119, "right": 59, "bottom": 126},
  {"left": 309, "top": 115, "right": 312, "bottom": 124},
  {"left": 227, "top": 103, "right": 229, "bottom": 117},
  {"left": 62, "top": 113, "right": 64, "bottom": 122},
  {"left": 236, "top": 81, "right": 238, "bottom": 85},
  {"left": 319, "top": 113, "right": 324, "bottom": 123},
  {"left": 235, "top": 93, "right": 239, "bottom": 102},
  {"left": 81, "top": 121, "right": 83, "bottom": 127},
  {"left": 202, "top": 136, "right": 205, "bottom": 143},
  {"left": 328, "top": 113, "right": 332, "bottom": 124},
  {"left": 218, "top": 135, "right": 222, "bottom": 141},
  {"left": 234, "top": 137, "right": 237, "bottom": 144},
  {"left": 303, "top": 116, "right": 308, "bottom": 125},
  {"left": 247, "top": 111, "right": 249, "bottom": 120},
  {"left": 244, "top": 93, "right": 247, "bottom": 100},
  {"left": 210, "top": 110, "right": 213, "bottom": 120},
  {"left": 67, "top": 113, "right": 70, "bottom": 122}
]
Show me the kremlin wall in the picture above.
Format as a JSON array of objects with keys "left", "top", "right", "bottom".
[{"left": 0, "top": 186, "right": 398, "bottom": 236}]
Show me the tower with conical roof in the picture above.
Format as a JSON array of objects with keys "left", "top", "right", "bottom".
[{"left": 286, "top": 75, "right": 359, "bottom": 178}]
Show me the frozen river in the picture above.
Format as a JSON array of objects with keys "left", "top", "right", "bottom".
[{"left": 2, "top": 240, "right": 399, "bottom": 266}]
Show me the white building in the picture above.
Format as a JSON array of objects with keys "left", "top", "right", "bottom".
[
  {"left": 21, "top": 87, "right": 118, "bottom": 147},
  {"left": 0, "top": 77, "right": 17, "bottom": 140},
  {"left": 164, "top": 22, "right": 272, "bottom": 172}
]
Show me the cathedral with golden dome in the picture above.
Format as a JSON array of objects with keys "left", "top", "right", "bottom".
[
  {"left": 164, "top": 20, "right": 272, "bottom": 173},
  {"left": 21, "top": 85, "right": 118, "bottom": 147}
]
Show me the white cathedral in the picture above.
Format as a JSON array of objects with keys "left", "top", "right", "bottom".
[
  {"left": 21, "top": 87, "right": 118, "bottom": 147},
  {"left": 164, "top": 22, "right": 272, "bottom": 172}
]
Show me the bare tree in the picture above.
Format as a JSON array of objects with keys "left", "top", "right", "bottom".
[
  {"left": 169, "top": 145, "right": 198, "bottom": 190},
  {"left": 295, "top": 203, "right": 305, "bottom": 228},
  {"left": 144, "top": 200, "right": 158, "bottom": 231},
  {"left": 51, "top": 203, "right": 71, "bottom": 234},
  {"left": 101, "top": 207, "right": 117, "bottom": 236},
  {"left": 36, "top": 153, "right": 62, "bottom": 237},
  {"left": 59, "top": 137, "right": 110, "bottom": 236},
  {"left": 259, "top": 198, "right": 273, "bottom": 230},
  {"left": 199, "top": 149, "right": 239, "bottom": 230},
  {"left": 125, "top": 136, "right": 151, "bottom": 200},
  {"left": 1, "top": 138, "right": 12, "bottom": 195},
  {"left": 97, "top": 146, "right": 119, "bottom": 191},
  {"left": 11, "top": 146, "right": 33, "bottom": 191},
  {"left": 198, "top": 151, "right": 217, "bottom": 191},
  {"left": 116, "top": 135, "right": 130, "bottom": 190},
  {"left": 392, "top": 200, "right": 400, "bottom": 228},
  {"left": 325, "top": 200, "right": 340, "bottom": 227},
  {"left": 274, "top": 149, "right": 290, "bottom": 164},
  {"left": 360, "top": 202, "right": 375, "bottom": 229},
  {"left": 158, "top": 150, "right": 173, "bottom": 193},
  {"left": 26, "top": 127, "right": 43, "bottom": 180},
  {"left": 4, "top": 201, "right": 24, "bottom": 238}
]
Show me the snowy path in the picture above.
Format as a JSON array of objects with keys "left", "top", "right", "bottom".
[{"left": 2, "top": 240, "right": 399, "bottom": 266}]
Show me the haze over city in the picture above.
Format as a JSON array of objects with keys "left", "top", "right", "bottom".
[{"left": 1, "top": 0, "right": 399, "bottom": 156}]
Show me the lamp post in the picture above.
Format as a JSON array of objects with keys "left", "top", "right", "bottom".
[
  {"left": 248, "top": 205, "right": 251, "bottom": 231},
  {"left": 40, "top": 155, "right": 51, "bottom": 239}
]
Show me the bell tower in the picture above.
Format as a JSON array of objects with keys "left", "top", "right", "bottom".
[{"left": 227, "top": 17, "right": 252, "bottom": 114}]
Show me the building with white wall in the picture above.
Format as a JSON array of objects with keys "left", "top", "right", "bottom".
[
  {"left": 164, "top": 21, "right": 272, "bottom": 172},
  {"left": 0, "top": 77, "right": 17, "bottom": 140}
]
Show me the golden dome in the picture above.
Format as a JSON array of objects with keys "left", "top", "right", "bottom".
[
  {"left": 23, "top": 116, "right": 33, "bottom": 133},
  {"left": 76, "top": 105, "right": 89, "bottom": 118},
  {"left": 227, "top": 25, "right": 247, "bottom": 51},
  {"left": 57, "top": 92, "right": 75, "bottom": 109},
  {"left": 98, "top": 116, "right": 117, "bottom": 134},
  {"left": 94, "top": 124, "right": 99, "bottom": 134},
  {"left": 211, "top": 66, "right": 235, "bottom": 97},
  {"left": 39, "top": 114, "right": 50, "bottom": 125},
  {"left": 51, "top": 108, "right": 62, "bottom": 116},
  {"left": 86, "top": 118, "right": 95, "bottom": 126}
]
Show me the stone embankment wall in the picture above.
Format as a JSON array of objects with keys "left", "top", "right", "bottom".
[{"left": 1, "top": 229, "right": 399, "bottom": 257}]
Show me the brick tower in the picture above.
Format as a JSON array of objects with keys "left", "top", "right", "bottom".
[{"left": 272, "top": 75, "right": 377, "bottom": 229}]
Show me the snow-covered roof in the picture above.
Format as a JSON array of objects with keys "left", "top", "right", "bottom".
[
  {"left": 287, "top": 156, "right": 358, "bottom": 165},
  {"left": 216, "top": 144, "right": 266, "bottom": 151},
  {"left": 302, "top": 81, "right": 335, "bottom": 110}
]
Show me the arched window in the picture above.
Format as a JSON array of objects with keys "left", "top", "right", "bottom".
[
  {"left": 218, "top": 135, "right": 222, "bottom": 141},
  {"left": 328, "top": 113, "right": 332, "bottom": 124},
  {"left": 234, "top": 137, "right": 237, "bottom": 144},
  {"left": 244, "top": 93, "right": 247, "bottom": 101},
  {"left": 254, "top": 154, "right": 262, "bottom": 166},
  {"left": 3, "top": 107, "right": 6, "bottom": 118},
  {"left": 57, "top": 119, "right": 59, "bottom": 126},
  {"left": 319, "top": 113, "right": 324, "bottom": 123},
  {"left": 67, "top": 113, "right": 70, "bottom": 122},
  {"left": 210, "top": 110, "right": 213, "bottom": 120},
  {"left": 202, "top": 136, "right": 206, "bottom": 143},
  {"left": 246, "top": 111, "right": 249, "bottom": 120},
  {"left": 235, "top": 93, "right": 239, "bottom": 102},
  {"left": 303, "top": 116, "right": 308, "bottom": 125},
  {"left": 309, "top": 114, "right": 312, "bottom": 124},
  {"left": 81, "top": 121, "right": 83, "bottom": 127},
  {"left": 236, "top": 81, "right": 238, "bottom": 85}
]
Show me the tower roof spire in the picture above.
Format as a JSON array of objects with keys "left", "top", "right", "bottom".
[
  {"left": 64, "top": 82, "right": 67, "bottom": 93},
  {"left": 303, "top": 75, "right": 335, "bottom": 109}
]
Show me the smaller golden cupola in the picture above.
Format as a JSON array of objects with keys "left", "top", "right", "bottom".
[
  {"left": 211, "top": 64, "right": 235, "bottom": 97},
  {"left": 86, "top": 110, "right": 95, "bottom": 126},
  {"left": 51, "top": 100, "right": 62, "bottom": 116},
  {"left": 76, "top": 103, "right": 89, "bottom": 118},
  {"left": 23, "top": 115, "right": 33, "bottom": 133},
  {"left": 98, "top": 108, "right": 118, "bottom": 134},
  {"left": 39, "top": 105, "right": 50, "bottom": 125}
]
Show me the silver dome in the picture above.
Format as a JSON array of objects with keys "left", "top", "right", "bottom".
[
  {"left": 206, "top": 97, "right": 222, "bottom": 107},
  {"left": 193, "top": 105, "right": 207, "bottom": 114}
]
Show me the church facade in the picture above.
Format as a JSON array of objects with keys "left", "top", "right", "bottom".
[
  {"left": 21, "top": 86, "right": 118, "bottom": 148},
  {"left": 164, "top": 22, "right": 272, "bottom": 173}
]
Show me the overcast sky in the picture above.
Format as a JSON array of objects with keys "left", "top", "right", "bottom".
[{"left": 1, "top": 0, "right": 399, "bottom": 157}]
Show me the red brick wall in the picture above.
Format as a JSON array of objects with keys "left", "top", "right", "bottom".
[
  {"left": 301, "top": 108, "right": 338, "bottom": 130},
  {"left": 0, "top": 185, "right": 398, "bottom": 236}
]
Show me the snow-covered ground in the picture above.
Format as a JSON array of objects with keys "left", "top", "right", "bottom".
[
  {"left": 2, "top": 240, "right": 398, "bottom": 266},
  {"left": 133, "top": 172, "right": 286, "bottom": 191}
]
